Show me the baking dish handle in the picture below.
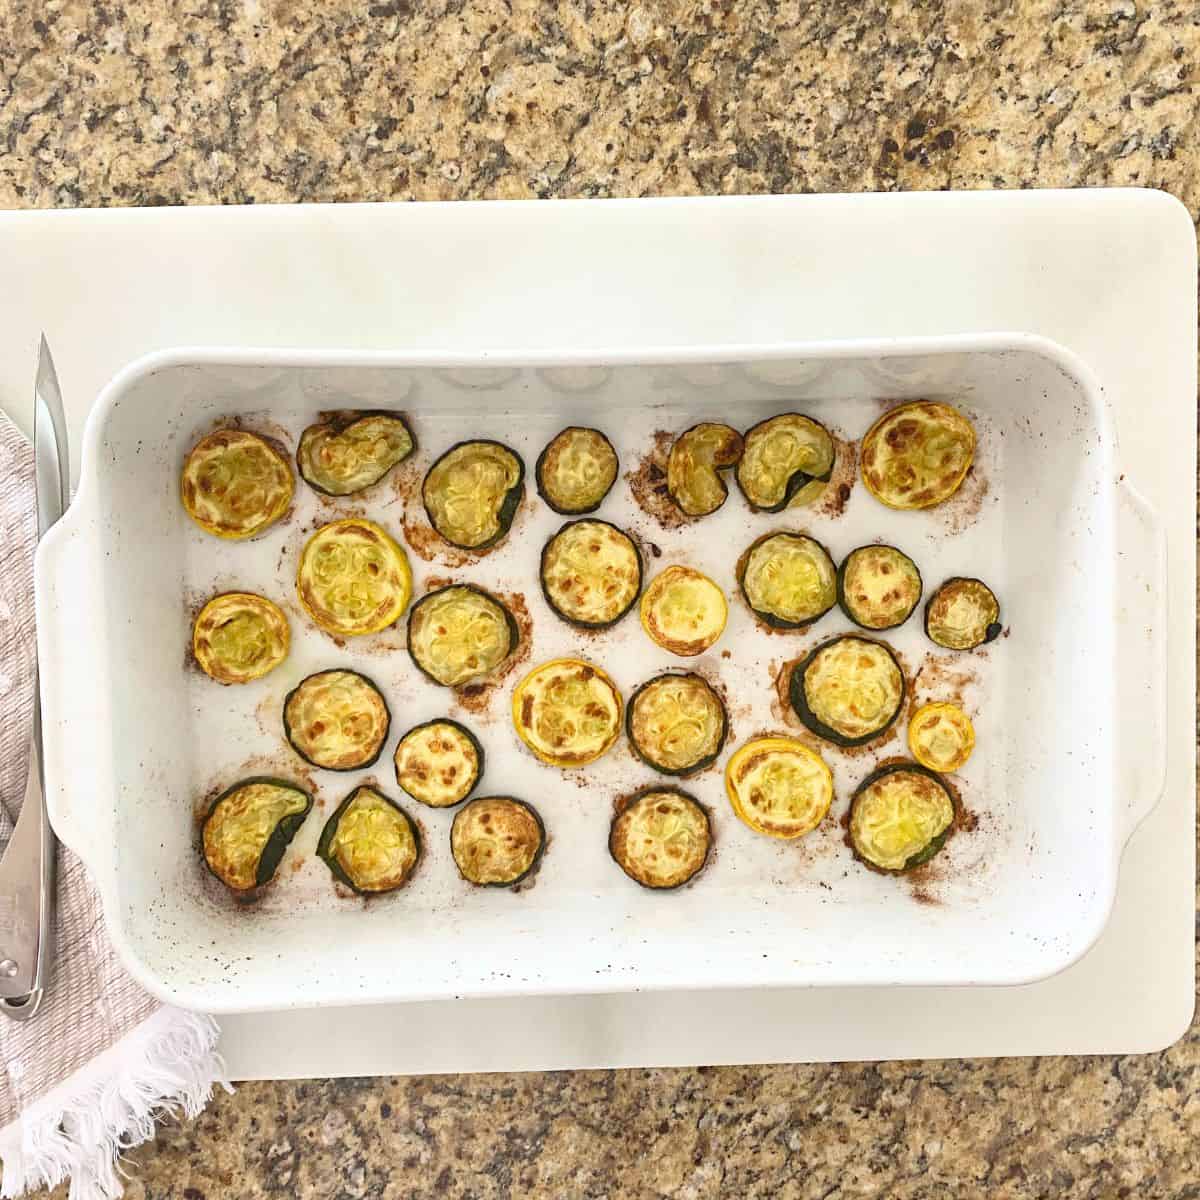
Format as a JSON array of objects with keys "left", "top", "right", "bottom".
[
  {"left": 1113, "top": 477, "right": 1168, "bottom": 846},
  {"left": 34, "top": 502, "right": 116, "bottom": 878}
]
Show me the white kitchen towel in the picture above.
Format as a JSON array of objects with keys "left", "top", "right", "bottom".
[{"left": 0, "top": 409, "right": 231, "bottom": 1200}]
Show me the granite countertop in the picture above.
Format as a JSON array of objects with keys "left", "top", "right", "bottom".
[{"left": 3, "top": 0, "right": 1199, "bottom": 1196}]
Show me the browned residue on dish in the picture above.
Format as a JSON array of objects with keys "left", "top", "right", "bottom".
[
  {"left": 906, "top": 652, "right": 979, "bottom": 720},
  {"left": 626, "top": 430, "right": 692, "bottom": 530},
  {"left": 400, "top": 513, "right": 472, "bottom": 567},
  {"left": 815, "top": 435, "right": 857, "bottom": 518},
  {"left": 936, "top": 463, "right": 991, "bottom": 535},
  {"left": 452, "top": 589, "right": 533, "bottom": 718}
]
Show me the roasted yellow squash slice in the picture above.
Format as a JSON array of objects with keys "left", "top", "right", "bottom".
[
  {"left": 639, "top": 565, "right": 727, "bottom": 656},
  {"left": 908, "top": 702, "right": 976, "bottom": 773},
  {"left": 511, "top": 658, "right": 623, "bottom": 767},
  {"left": 192, "top": 592, "right": 289, "bottom": 684},
  {"left": 181, "top": 428, "right": 294, "bottom": 539},
  {"left": 724, "top": 736, "right": 833, "bottom": 839},
  {"left": 860, "top": 401, "right": 975, "bottom": 510}
]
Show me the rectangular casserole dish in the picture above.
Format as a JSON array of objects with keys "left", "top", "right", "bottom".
[{"left": 36, "top": 333, "right": 1166, "bottom": 1012}]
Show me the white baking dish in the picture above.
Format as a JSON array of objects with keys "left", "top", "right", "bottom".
[{"left": 35, "top": 334, "right": 1166, "bottom": 1013}]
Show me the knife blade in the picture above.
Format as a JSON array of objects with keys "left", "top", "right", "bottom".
[{"left": 0, "top": 336, "right": 67, "bottom": 1018}]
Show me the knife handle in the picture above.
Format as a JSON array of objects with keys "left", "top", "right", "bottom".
[{"left": 0, "top": 679, "right": 55, "bottom": 1018}]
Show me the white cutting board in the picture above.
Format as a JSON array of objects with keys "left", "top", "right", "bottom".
[{"left": 0, "top": 191, "right": 1194, "bottom": 1072}]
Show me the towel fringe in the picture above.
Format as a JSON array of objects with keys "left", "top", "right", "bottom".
[{"left": 0, "top": 1008, "right": 232, "bottom": 1200}]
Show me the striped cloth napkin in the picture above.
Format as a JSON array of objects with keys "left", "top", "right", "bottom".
[{"left": 0, "top": 409, "right": 230, "bottom": 1200}]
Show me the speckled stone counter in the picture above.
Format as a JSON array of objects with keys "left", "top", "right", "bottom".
[{"left": 3, "top": 0, "right": 1199, "bottom": 1196}]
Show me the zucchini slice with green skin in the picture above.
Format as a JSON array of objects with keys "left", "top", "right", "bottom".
[
  {"left": 202, "top": 777, "right": 312, "bottom": 893},
  {"left": 639, "top": 565, "right": 727, "bottom": 656},
  {"left": 735, "top": 413, "right": 835, "bottom": 511},
  {"left": 539, "top": 519, "right": 642, "bottom": 629},
  {"left": 860, "top": 401, "right": 975, "bottom": 510},
  {"left": 192, "top": 591, "right": 290, "bottom": 684},
  {"left": 296, "top": 411, "right": 415, "bottom": 496},
  {"left": 406, "top": 584, "right": 519, "bottom": 687},
  {"left": 666, "top": 423, "right": 744, "bottom": 517},
  {"left": 908, "top": 702, "right": 975, "bottom": 772},
  {"left": 296, "top": 517, "right": 412, "bottom": 636},
  {"left": 394, "top": 719, "right": 484, "bottom": 808},
  {"left": 181, "top": 428, "right": 294, "bottom": 540},
  {"left": 924, "top": 576, "right": 1001, "bottom": 650},
  {"left": 724, "top": 736, "right": 833, "bottom": 839},
  {"left": 317, "top": 786, "right": 421, "bottom": 895},
  {"left": 609, "top": 787, "right": 712, "bottom": 890},
  {"left": 512, "top": 658, "right": 623, "bottom": 768},
  {"left": 451, "top": 797, "right": 545, "bottom": 887},
  {"left": 836, "top": 544, "right": 923, "bottom": 631},
  {"left": 535, "top": 426, "right": 619, "bottom": 515},
  {"left": 626, "top": 672, "right": 727, "bottom": 777},
  {"left": 737, "top": 531, "right": 837, "bottom": 630},
  {"left": 283, "top": 669, "right": 391, "bottom": 771},
  {"left": 789, "top": 634, "right": 906, "bottom": 747},
  {"left": 849, "top": 761, "right": 956, "bottom": 873},
  {"left": 422, "top": 439, "right": 524, "bottom": 550}
]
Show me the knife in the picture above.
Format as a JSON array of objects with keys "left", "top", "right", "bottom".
[{"left": 0, "top": 336, "right": 68, "bottom": 1020}]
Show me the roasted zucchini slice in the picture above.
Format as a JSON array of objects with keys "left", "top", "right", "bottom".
[
  {"left": 296, "top": 518, "right": 412, "bottom": 636},
  {"left": 422, "top": 439, "right": 524, "bottom": 550},
  {"left": 849, "top": 762, "right": 955, "bottom": 872},
  {"left": 639, "top": 566, "right": 727, "bottom": 657},
  {"left": 181, "top": 428, "right": 294, "bottom": 539},
  {"left": 789, "top": 634, "right": 906, "bottom": 747},
  {"left": 451, "top": 796, "right": 545, "bottom": 887},
  {"left": 735, "top": 413, "right": 835, "bottom": 511},
  {"left": 407, "top": 584, "right": 519, "bottom": 687},
  {"left": 511, "top": 658, "right": 623, "bottom": 767},
  {"left": 860, "top": 400, "right": 976, "bottom": 510},
  {"left": 317, "top": 785, "right": 421, "bottom": 895},
  {"left": 202, "top": 777, "right": 312, "bottom": 893},
  {"left": 837, "top": 544, "right": 923, "bottom": 631},
  {"left": 737, "top": 531, "right": 837, "bottom": 630},
  {"left": 666, "top": 423, "right": 744, "bottom": 517},
  {"left": 626, "top": 672, "right": 727, "bottom": 776},
  {"left": 192, "top": 592, "right": 289, "bottom": 684},
  {"left": 908, "top": 702, "right": 976, "bottom": 773},
  {"left": 924, "top": 576, "right": 1002, "bottom": 650},
  {"left": 539, "top": 519, "right": 642, "bottom": 629},
  {"left": 609, "top": 788, "right": 711, "bottom": 889},
  {"left": 296, "top": 411, "right": 415, "bottom": 496},
  {"left": 283, "top": 669, "right": 390, "bottom": 771},
  {"left": 724, "top": 736, "right": 833, "bottom": 839},
  {"left": 535, "top": 426, "right": 619, "bottom": 515},
  {"left": 394, "top": 719, "right": 483, "bottom": 808}
]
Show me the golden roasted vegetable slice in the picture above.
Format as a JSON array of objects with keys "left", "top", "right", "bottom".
[
  {"left": 626, "top": 672, "right": 727, "bottom": 776},
  {"left": 790, "top": 634, "right": 905, "bottom": 747},
  {"left": 202, "top": 777, "right": 312, "bottom": 892},
  {"left": 451, "top": 797, "right": 545, "bottom": 886},
  {"left": 924, "top": 576, "right": 1001, "bottom": 650},
  {"left": 512, "top": 658, "right": 623, "bottom": 768},
  {"left": 192, "top": 592, "right": 289, "bottom": 684},
  {"left": 735, "top": 413, "right": 835, "bottom": 511},
  {"left": 738, "top": 531, "right": 837, "bottom": 630},
  {"left": 849, "top": 762, "right": 955, "bottom": 872},
  {"left": 610, "top": 788, "right": 711, "bottom": 889},
  {"left": 535, "top": 426, "right": 619, "bottom": 515},
  {"left": 422, "top": 439, "right": 524, "bottom": 550},
  {"left": 296, "top": 518, "right": 412, "bottom": 636},
  {"left": 283, "top": 669, "right": 390, "bottom": 771},
  {"left": 639, "top": 565, "right": 727, "bottom": 656},
  {"left": 394, "top": 719, "right": 483, "bottom": 808},
  {"left": 317, "top": 786, "right": 421, "bottom": 895},
  {"left": 297, "top": 411, "right": 415, "bottom": 496},
  {"left": 908, "top": 702, "right": 976, "bottom": 772},
  {"left": 666, "top": 423, "right": 744, "bottom": 517},
  {"left": 860, "top": 400, "right": 975, "bottom": 510},
  {"left": 724, "top": 736, "right": 833, "bottom": 839},
  {"left": 181, "top": 428, "right": 294, "bottom": 539},
  {"left": 539, "top": 519, "right": 642, "bottom": 629},
  {"left": 407, "top": 584, "right": 519, "bottom": 687},
  {"left": 837, "top": 544, "right": 923, "bottom": 631}
]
